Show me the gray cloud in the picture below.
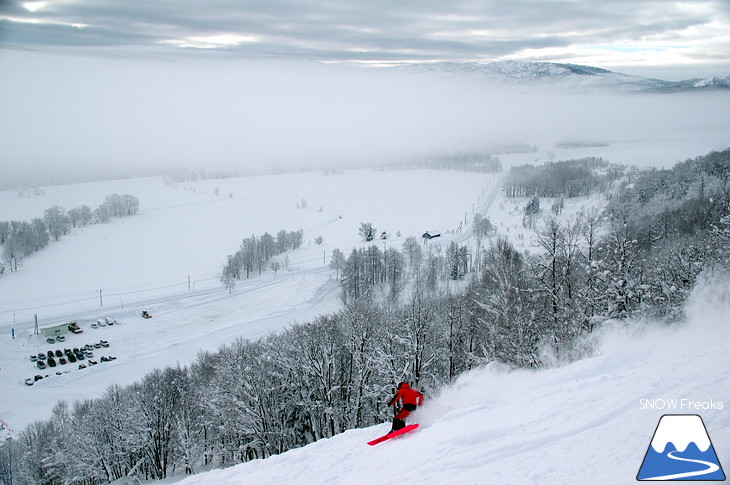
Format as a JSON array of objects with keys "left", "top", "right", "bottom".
[{"left": 1, "top": 0, "right": 727, "bottom": 67}]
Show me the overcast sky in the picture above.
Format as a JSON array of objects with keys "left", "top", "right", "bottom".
[
  {"left": 1, "top": 0, "right": 729, "bottom": 77},
  {"left": 1, "top": 1, "right": 729, "bottom": 183}
]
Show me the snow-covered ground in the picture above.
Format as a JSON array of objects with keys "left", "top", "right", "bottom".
[
  {"left": 176, "top": 273, "right": 730, "bottom": 485},
  {"left": 2, "top": 163, "right": 728, "bottom": 485},
  {"left": 0, "top": 169, "right": 501, "bottom": 431}
]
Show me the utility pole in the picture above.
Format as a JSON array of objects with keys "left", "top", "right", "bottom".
[
  {"left": 99, "top": 289, "right": 103, "bottom": 307},
  {"left": 188, "top": 275, "right": 191, "bottom": 291},
  {"left": 34, "top": 314, "right": 39, "bottom": 335}
]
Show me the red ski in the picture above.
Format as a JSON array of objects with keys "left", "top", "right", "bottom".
[{"left": 367, "top": 424, "right": 419, "bottom": 446}]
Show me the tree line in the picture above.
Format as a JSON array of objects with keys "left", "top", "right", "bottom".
[
  {"left": 220, "top": 229, "right": 304, "bottom": 291},
  {"left": 504, "top": 157, "right": 623, "bottom": 198},
  {"left": 1, "top": 150, "right": 728, "bottom": 484},
  {"left": 0, "top": 194, "right": 139, "bottom": 274}
]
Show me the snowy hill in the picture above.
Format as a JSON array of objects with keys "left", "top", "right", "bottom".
[
  {"left": 397, "top": 61, "right": 730, "bottom": 93},
  {"left": 177, "top": 275, "right": 730, "bottom": 485}
]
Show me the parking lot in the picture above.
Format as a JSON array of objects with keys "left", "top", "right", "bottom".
[{"left": 25, "top": 319, "right": 120, "bottom": 386}]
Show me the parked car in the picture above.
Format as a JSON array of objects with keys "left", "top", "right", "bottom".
[
  {"left": 78, "top": 364, "right": 86, "bottom": 370},
  {"left": 55, "top": 349, "right": 63, "bottom": 357},
  {"left": 68, "top": 354, "right": 77, "bottom": 363},
  {"left": 34, "top": 375, "right": 43, "bottom": 381},
  {"left": 88, "top": 360, "right": 98, "bottom": 366},
  {"left": 47, "top": 357, "right": 56, "bottom": 367},
  {"left": 75, "top": 353, "right": 85, "bottom": 361},
  {"left": 59, "top": 357, "right": 67, "bottom": 365},
  {"left": 24, "top": 378, "right": 34, "bottom": 386},
  {"left": 38, "top": 353, "right": 47, "bottom": 360},
  {"left": 56, "top": 335, "right": 66, "bottom": 342},
  {"left": 37, "top": 361, "right": 46, "bottom": 369},
  {"left": 47, "top": 350, "right": 54, "bottom": 358},
  {"left": 94, "top": 343, "right": 101, "bottom": 349},
  {"left": 98, "top": 320, "right": 107, "bottom": 327},
  {"left": 91, "top": 322, "right": 99, "bottom": 329},
  {"left": 46, "top": 337, "right": 56, "bottom": 344},
  {"left": 30, "top": 354, "right": 38, "bottom": 362}
]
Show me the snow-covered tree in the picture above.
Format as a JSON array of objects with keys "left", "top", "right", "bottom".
[
  {"left": 475, "top": 237, "right": 540, "bottom": 367},
  {"left": 44, "top": 205, "right": 70, "bottom": 241},
  {"left": 329, "top": 248, "right": 346, "bottom": 280},
  {"left": 402, "top": 236, "right": 423, "bottom": 274},
  {"left": 359, "top": 222, "right": 375, "bottom": 242}
]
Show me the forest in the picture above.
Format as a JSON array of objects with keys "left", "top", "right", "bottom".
[
  {"left": 219, "top": 229, "right": 305, "bottom": 291},
  {"left": 1, "top": 149, "right": 729, "bottom": 484},
  {"left": 504, "top": 157, "right": 624, "bottom": 198}
]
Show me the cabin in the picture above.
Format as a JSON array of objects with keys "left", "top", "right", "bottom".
[{"left": 40, "top": 323, "right": 68, "bottom": 338}]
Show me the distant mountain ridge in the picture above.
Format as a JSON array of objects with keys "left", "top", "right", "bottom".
[{"left": 396, "top": 60, "right": 730, "bottom": 93}]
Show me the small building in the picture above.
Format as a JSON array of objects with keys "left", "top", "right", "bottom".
[{"left": 40, "top": 323, "right": 68, "bottom": 338}]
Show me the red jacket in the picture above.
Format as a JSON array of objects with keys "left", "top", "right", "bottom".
[{"left": 388, "top": 382, "right": 424, "bottom": 407}]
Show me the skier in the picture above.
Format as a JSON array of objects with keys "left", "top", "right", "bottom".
[{"left": 388, "top": 381, "right": 424, "bottom": 433}]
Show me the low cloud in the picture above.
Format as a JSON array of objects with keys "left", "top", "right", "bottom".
[{"left": 1, "top": 50, "right": 729, "bottom": 185}]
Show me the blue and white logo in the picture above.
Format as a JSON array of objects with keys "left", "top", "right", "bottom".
[{"left": 637, "top": 414, "right": 725, "bottom": 481}]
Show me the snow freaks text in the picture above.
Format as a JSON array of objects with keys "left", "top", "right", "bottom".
[{"left": 639, "top": 399, "right": 724, "bottom": 411}]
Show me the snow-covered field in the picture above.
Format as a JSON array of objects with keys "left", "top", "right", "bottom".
[
  {"left": 2, "top": 163, "right": 728, "bottom": 485},
  {"left": 176, "top": 273, "right": 730, "bottom": 485},
  {"left": 0, "top": 169, "right": 500, "bottom": 431}
]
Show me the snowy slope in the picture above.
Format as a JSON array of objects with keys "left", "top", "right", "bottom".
[{"left": 177, "top": 274, "right": 730, "bottom": 485}]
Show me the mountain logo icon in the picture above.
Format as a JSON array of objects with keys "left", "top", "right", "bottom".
[{"left": 637, "top": 414, "right": 726, "bottom": 481}]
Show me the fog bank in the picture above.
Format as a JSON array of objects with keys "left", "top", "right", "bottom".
[{"left": 1, "top": 51, "right": 729, "bottom": 185}]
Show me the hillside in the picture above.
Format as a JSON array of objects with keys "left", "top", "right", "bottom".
[
  {"left": 176, "top": 273, "right": 730, "bottom": 485},
  {"left": 398, "top": 60, "right": 730, "bottom": 93},
  {"left": 2, "top": 160, "right": 728, "bottom": 484}
]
